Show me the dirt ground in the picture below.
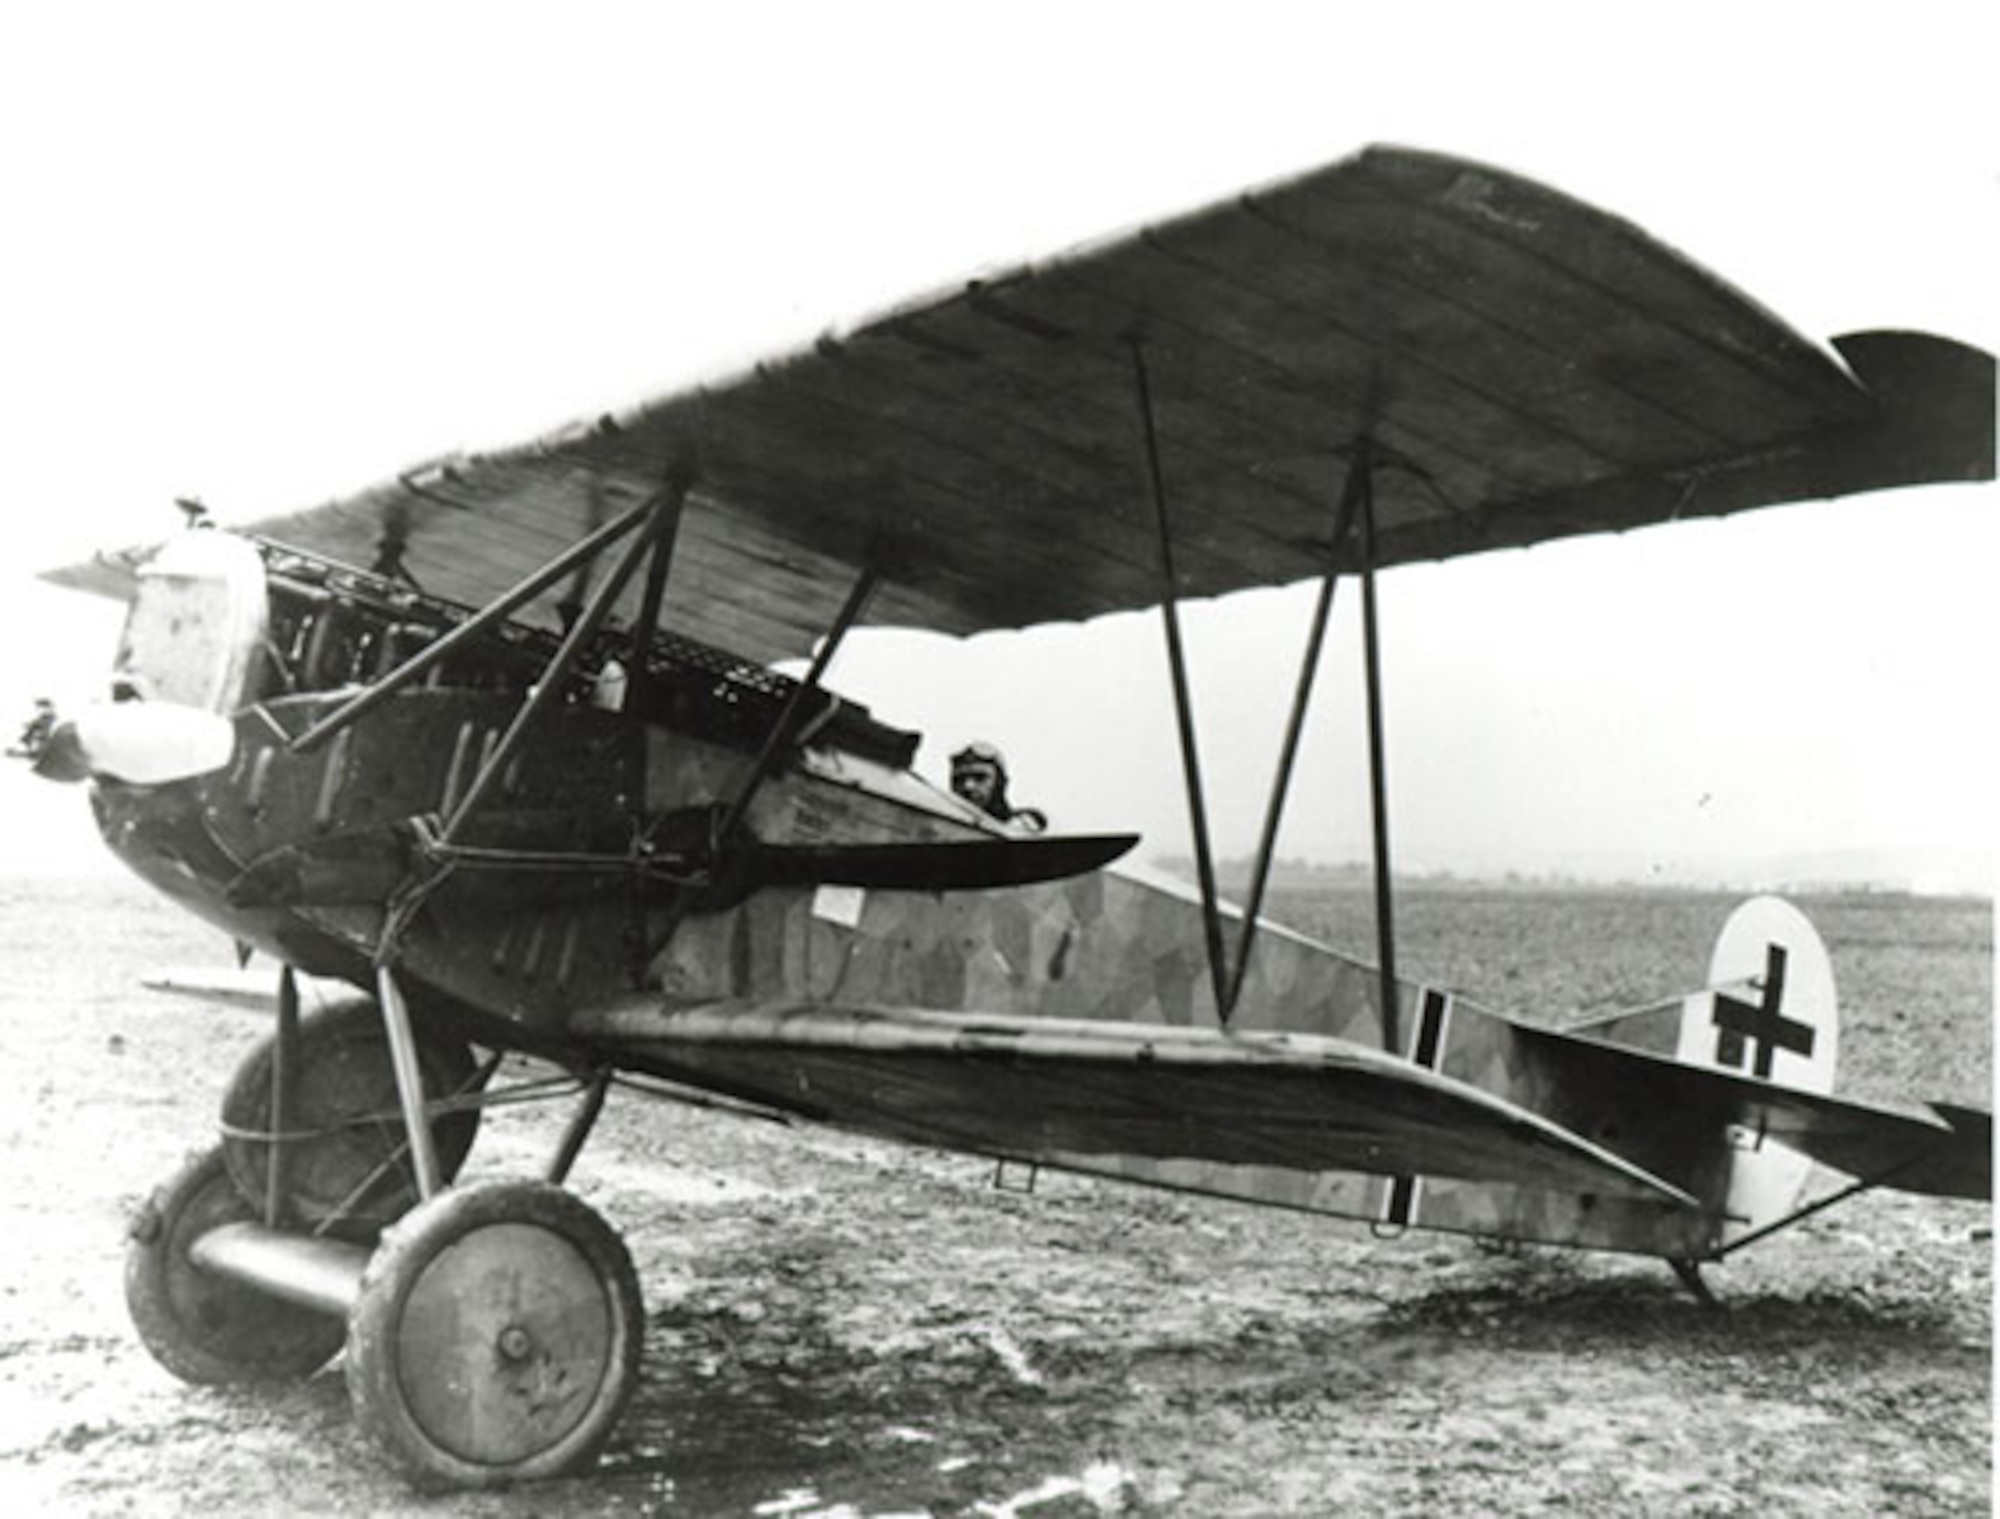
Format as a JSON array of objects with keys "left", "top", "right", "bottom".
[{"left": 0, "top": 873, "right": 1989, "bottom": 1516}]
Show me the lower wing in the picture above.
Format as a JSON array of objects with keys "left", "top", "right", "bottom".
[{"left": 574, "top": 999, "right": 1701, "bottom": 1207}]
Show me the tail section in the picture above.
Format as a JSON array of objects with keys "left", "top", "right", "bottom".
[{"left": 1578, "top": 896, "right": 1839, "bottom": 1242}]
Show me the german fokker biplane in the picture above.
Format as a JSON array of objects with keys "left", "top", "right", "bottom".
[{"left": 19, "top": 147, "right": 1994, "bottom": 1489}]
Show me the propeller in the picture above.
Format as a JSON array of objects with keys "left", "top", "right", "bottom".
[{"left": 22, "top": 701, "right": 235, "bottom": 786}]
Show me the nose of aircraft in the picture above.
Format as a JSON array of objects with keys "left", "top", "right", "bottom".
[{"left": 17, "top": 700, "right": 235, "bottom": 786}]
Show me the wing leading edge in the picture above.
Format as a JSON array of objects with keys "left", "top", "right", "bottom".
[
  {"left": 575, "top": 998, "right": 1700, "bottom": 1208},
  {"left": 62, "top": 147, "right": 1991, "bottom": 660}
]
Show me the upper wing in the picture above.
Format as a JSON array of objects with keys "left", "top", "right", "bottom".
[
  {"left": 576, "top": 998, "right": 1700, "bottom": 1207},
  {"left": 57, "top": 146, "right": 1995, "bottom": 661}
]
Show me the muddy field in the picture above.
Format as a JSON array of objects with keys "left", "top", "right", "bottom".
[{"left": 0, "top": 872, "right": 1989, "bottom": 1516}]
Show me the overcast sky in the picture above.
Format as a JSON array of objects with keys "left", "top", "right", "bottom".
[{"left": 1, "top": 3, "right": 1992, "bottom": 884}]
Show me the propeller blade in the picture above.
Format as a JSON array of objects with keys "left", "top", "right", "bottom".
[{"left": 42, "top": 702, "right": 236, "bottom": 785}]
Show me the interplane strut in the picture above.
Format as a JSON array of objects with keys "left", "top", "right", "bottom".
[
  {"left": 1126, "top": 340, "right": 1402, "bottom": 1041},
  {"left": 1356, "top": 448, "right": 1402, "bottom": 1057},
  {"left": 1226, "top": 448, "right": 1370, "bottom": 1016},
  {"left": 1128, "top": 339, "right": 1230, "bottom": 1019}
]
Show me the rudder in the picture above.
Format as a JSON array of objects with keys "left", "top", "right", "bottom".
[{"left": 1677, "top": 896, "right": 1839, "bottom": 1240}]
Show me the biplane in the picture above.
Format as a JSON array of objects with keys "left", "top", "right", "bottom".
[{"left": 16, "top": 146, "right": 1994, "bottom": 1490}]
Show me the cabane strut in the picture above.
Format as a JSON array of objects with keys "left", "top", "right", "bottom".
[{"left": 323, "top": 470, "right": 695, "bottom": 1205}]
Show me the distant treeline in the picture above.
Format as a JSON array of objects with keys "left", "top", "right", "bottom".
[
  {"left": 1146, "top": 856, "right": 1973, "bottom": 897},
  {"left": 1152, "top": 857, "right": 1633, "bottom": 893}
]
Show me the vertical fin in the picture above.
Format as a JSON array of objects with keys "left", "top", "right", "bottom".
[{"left": 1675, "top": 897, "right": 1839, "bottom": 1241}]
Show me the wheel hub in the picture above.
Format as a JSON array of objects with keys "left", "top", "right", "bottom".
[{"left": 396, "top": 1222, "right": 611, "bottom": 1464}]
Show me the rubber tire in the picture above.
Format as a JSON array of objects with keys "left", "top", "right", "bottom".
[
  {"left": 125, "top": 1145, "right": 346, "bottom": 1385},
  {"left": 345, "top": 1180, "right": 644, "bottom": 1490},
  {"left": 221, "top": 991, "right": 481, "bottom": 1240}
]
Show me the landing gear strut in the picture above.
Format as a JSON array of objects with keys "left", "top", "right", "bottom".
[{"left": 124, "top": 980, "right": 642, "bottom": 1487}]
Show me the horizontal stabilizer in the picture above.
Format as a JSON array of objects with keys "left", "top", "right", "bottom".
[
  {"left": 1924, "top": 1104, "right": 1994, "bottom": 1195},
  {"left": 1522, "top": 1023, "right": 1991, "bottom": 1202},
  {"left": 574, "top": 998, "right": 1702, "bottom": 1208}
]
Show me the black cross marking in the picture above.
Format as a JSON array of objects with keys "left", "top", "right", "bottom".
[{"left": 1712, "top": 944, "right": 1815, "bottom": 1079}]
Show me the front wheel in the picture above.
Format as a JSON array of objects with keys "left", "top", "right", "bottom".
[{"left": 345, "top": 1179, "right": 644, "bottom": 1490}]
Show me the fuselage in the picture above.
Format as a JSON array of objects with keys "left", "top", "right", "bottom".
[
  {"left": 72, "top": 529, "right": 1738, "bottom": 1258},
  {"left": 87, "top": 531, "right": 1008, "bottom": 1038}
]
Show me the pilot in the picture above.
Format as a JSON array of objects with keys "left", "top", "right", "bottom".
[{"left": 949, "top": 741, "right": 1047, "bottom": 834}]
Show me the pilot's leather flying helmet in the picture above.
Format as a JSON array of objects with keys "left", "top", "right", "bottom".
[{"left": 950, "top": 740, "right": 1007, "bottom": 779}]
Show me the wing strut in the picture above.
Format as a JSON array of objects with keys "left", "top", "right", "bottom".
[
  {"left": 1128, "top": 341, "right": 1383, "bottom": 1032},
  {"left": 1357, "top": 444, "right": 1402, "bottom": 1057},
  {"left": 715, "top": 560, "right": 881, "bottom": 848},
  {"left": 642, "top": 556, "right": 882, "bottom": 962},
  {"left": 1225, "top": 446, "right": 1370, "bottom": 1015},
  {"left": 351, "top": 476, "right": 693, "bottom": 1197},
  {"left": 438, "top": 487, "right": 685, "bottom": 844},
  {"left": 620, "top": 463, "right": 692, "bottom": 983},
  {"left": 1129, "top": 339, "right": 1229, "bottom": 1020},
  {"left": 286, "top": 485, "right": 676, "bottom": 756}
]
